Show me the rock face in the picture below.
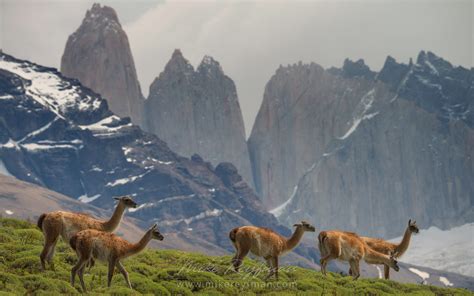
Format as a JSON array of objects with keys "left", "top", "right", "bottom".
[
  {"left": 60, "top": 3, "right": 143, "bottom": 125},
  {"left": 248, "top": 52, "right": 474, "bottom": 238},
  {"left": 0, "top": 52, "right": 292, "bottom": 258},
  {"left": 144, "top": 50, "right": 254, "bottom": 187}
]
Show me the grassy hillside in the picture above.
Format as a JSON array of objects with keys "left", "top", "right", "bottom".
[{"left": 0, "top": 218, "right": 471, "bottom": 295}]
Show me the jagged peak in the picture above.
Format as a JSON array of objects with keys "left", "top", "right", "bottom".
[
  {"left": 171, "top": 48, "right": 184, "bottom": 59},
  {"left": 343, "top": 58, "right": 367, "bottom": 67},
  {"left": 416, "top": 50, "right": 445, "bottom": 66},
  {"left": 378, "top": 55, "right": 410, "bottom": 74},
  {"left": 416, "top": 50, "right": 428, "bottom": 64},
  {"left": 341, "top": 58, "right": 375, "bottom": 79},
  {"left": 76, "top": 3, "right": 122, "bottom": 37},
  {"left": 85, "top": 3, "right": 120, "bottom": 24},
  {"left": 161, "top": 49, "right": 194, "bottom": 76},
  {"left": 382, "top": 55, "right": 401, "bottom": 67},
  {"left": 197, "top": 55, "right": 224, "bottom": 75},
  {"left": 275, "top": 61, "right": 324, "bottom": 76},
  {"left": 415, "top": 50, "right": 455, "bottom": 75},
  {"left": 200, "top": 55, "right": 219, "bottom": 67}
]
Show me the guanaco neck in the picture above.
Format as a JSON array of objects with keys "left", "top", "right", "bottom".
[
  {"left": 394, "top": 226, "right": 412, "bottom": 257},
  {"left": 125, "top": 230, "right": 152, "bottom": 257},
  {"left": 102, "top": 202, "right": 126, "bottom": 232},
  {"left": 284, "top": 227, "right": 305, "bottom": 251}
]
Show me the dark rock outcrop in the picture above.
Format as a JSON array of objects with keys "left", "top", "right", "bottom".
[
  {"left": 144, "top": 50, "right": 254, "bottom": 187},
  {"left": 248, "top": 51, "right": 474, "bottom": 238},
  {"left": 342, "top": 58, "right": 377, "bottom": 80},
  {"left": 60, "top": 3, "right": 144, "bottom": 125}
]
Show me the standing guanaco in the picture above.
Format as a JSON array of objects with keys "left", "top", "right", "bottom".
[
  {"left": 229, "top": 221, "right": 316, "bottom": 280},
  {"left": 349, "top": 219, "right": 419, "bottom": 279},
  {"left": 318, "top": 230, "right": 400, "bottom": 279},
  {"left": 70, "top": 223, "right": 164, "bottom": 291}
]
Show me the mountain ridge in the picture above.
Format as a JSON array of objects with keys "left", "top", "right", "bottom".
[{"left": 248, "top": 51, "right": 473, "bottom": 239}]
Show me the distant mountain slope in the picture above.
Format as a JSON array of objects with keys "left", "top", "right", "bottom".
[
  {"left": 144, "top": 50, "right": 254, "bottom": 187},
  {"left": 61, "top": 3, "right": 144, "bottom": 125},
  {"left": 249, "top": 52, "right": 474, "bottom": 238},
  {"left": 0, "top": 174, "right": 226, "bottom": 254}
]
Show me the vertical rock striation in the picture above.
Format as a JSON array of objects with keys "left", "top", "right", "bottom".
[
  {"left": 61, "top": 3, "right": 144, "bottom": 125},
  {"left": 249, "top": 52, "right": 473, "bottom": 237},
  {"left": 144, "top": 50, "right": 254, "bottom": 187}
]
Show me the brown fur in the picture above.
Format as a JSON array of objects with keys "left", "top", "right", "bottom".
[
  {"left": 352, "top": 219, "right": 419, "bottom": 279},
  {"left": 70, "top": 224, "right": 163, "bottom": 292},
  {"left": 229, "top": 221, "right": 315, "bottom": 280},
  {"left": 318, "top": 230, "right": 400, "bottom": 280},
  {"left": 38, "top": 196, "right": 137, "bottom": 270}
]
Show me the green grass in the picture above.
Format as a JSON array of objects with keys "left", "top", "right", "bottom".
[{"left": 0, "top": 217, "right": 471, "bottom": 295}]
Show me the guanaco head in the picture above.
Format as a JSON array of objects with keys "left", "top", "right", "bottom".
[
  {"left": 389, "top": 251, "right": 400, "bottom": 271},
  {"left": 114, "top": 196, "right": 138, "bottom": 208},
  {"left": 293, "top": 221, "right": 316, "bottom": 232},
  {"left": 150, "top": 223, "right": 164, "bottom": 241},
  {"left": 408, "top": 219, "right": 419, "bottom": 234}
]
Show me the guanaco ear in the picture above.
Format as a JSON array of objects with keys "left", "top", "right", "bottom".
[
  {"left": 408, "top": 219, "right": 411, "bottom": 226},
  {"left": 293, "top": 223, "right": 301, "bottom": 227},
  {"left": 151, "top": 223, "right": 158, "bottom": 230},
  {"left": 113, "top": 196, "right": 121, "bottom": 201}
]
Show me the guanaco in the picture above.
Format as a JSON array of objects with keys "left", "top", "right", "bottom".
[
  {"left": 318, "top": 230, "right": 400, "bottom": 280},
  {"left": 229, "top": 221, "right": 316, "bottom": 280},
  {"left": 37, "top": 196, "right": 137, "bottom": 270},
  {"left": 70, "top": 223, "right": 164, "bottom": 291},
  {"left": 350, "top": 219, "right": 419, "bottom": 279}
]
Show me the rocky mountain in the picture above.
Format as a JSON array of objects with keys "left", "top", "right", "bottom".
[
  {"left": 0, "top": 51, "right": 319, "bottom": 267},
  {"left": 60, "top": 3, "right": 144, "bottom": 125},
  {"left": 144, "top": 50, "right": 254, "bottom": 187},
  {"left": 248, "top": 51, "right": 474, "bottom": 238}
]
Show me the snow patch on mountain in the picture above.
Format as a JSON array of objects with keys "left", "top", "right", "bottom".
[
  {"left": 160, "top": 208, "right": 223, "bottom": 226},
  {"left": 269, "top": 185, "right": 298, "bottom": 218},
  {"left": 409, "top": 268, "right": 430, "bottom": 281},
  {"left": 339, "top": 88, "right": 377, "bottom": 140},
  {"left": 439, "top": 276, "right": 453, "bottom": 287},
  {"left": 0, "top": 56, "right": 102, "bottom": 118},
  {"left": 391, "top": 223, "right": 474, "bottom": 277},
  {"left": 106, "top": 171, "right": 149, "bottom": 187},
  {"left": 78, "top": 194, "right": 101, "bottom": 203}
]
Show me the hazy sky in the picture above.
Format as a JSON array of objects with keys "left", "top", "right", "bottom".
[{"left": 1, "top": 0, "right": 472, "bottom": 136}]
